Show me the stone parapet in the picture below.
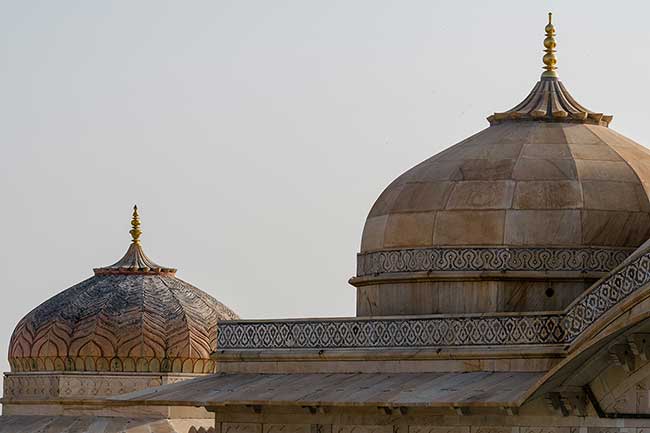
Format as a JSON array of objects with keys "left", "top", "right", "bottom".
[
  {"left": 2, "top": 371, "right": 201, "bottom": 402},
  {"left": 218, "top": 245, "right": 650, "bottom": 350}
]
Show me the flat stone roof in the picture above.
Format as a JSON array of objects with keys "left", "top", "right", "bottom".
[{"left": 113, "top": 372, "right": 543, "bottom": 408}]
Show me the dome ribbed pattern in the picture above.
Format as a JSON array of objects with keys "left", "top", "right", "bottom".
[{"left": 361, "top": 122, "right": 650, "bottom": 253}]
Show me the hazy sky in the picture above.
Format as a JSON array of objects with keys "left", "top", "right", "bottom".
[{"left": 1, "top": 0, "right": 649, "bottom": 377}]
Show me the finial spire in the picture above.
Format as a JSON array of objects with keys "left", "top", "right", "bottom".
[
  {"left": 129, "top": 205, "right": 142, "bottom": 244},
  {"left": 542, "top": 12, "right": 558, "bottom": 78},
  {"left": 487, "top": 13, "right": 612, "bottom": 127},
  {"left": 94, "top": 205, "right": 177, "bottom": 275}
]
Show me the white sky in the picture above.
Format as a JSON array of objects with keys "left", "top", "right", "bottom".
[{"left": 1, "top": 0, "right": 649, "bottom": 377}]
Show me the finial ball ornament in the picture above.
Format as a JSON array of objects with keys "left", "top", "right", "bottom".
[
  {"left": 544, "top": 37, "right": 556, "bottom": 49},
  {"left": 541, "top": 12, "right": 558, "bottom": 78}
]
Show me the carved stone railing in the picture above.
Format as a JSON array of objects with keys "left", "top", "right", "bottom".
[
  {"left": 217, "top": 313, "right": 566, "bottom": 349},
  {"left": 563, "top": 248, "right": 650, "bottom": 341},
  {"left": 217, "top": 248, "right": 650, "bottom": 349},
  {"left": 356, "top": 246, "right": 632, "bottom": 277}
]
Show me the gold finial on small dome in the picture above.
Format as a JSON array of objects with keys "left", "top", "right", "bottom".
[
  {"left": 542, "top": 12, "right": 558, "bottom": 78},
  {"left": 129, "top": 205, "right": 142, "bottom": 244},
  {"left": 94, "top": 205, "right": 177, "bottom": 275}
]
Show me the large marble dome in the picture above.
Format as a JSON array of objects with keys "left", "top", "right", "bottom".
[
  {"left": 360, "top": 122, "right": 650, "bottom": 253},
  {"left": 351, "top": 19, "right": 650, "bottom": 317},
  {"left": 8, "top": 207, "right": 238, "bottom": 374}
]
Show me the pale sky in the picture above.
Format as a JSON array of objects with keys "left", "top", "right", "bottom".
[{"left": 1, "top": 0, "right": 649, "bottom": 377}]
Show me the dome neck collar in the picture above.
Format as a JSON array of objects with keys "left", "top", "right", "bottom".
[{"left": 94, "top": 242, "right": 176, "bottom": 275}]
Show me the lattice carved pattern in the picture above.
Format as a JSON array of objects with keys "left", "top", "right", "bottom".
[{"left": 218, "top": 248, "right": 650, "bottom": 349}]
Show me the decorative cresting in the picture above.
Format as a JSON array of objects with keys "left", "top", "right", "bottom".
[
  {"left": 8, "top": 207, "right": 239, "bottom": 373},
  {"left": 219, "top": 244, "right": 650, "bottom": 349},
  {"left": 94, "top": 205, "right": 176, "bottom": 275},
  {"left": 357, "top": 246, "right": 632, "bottom": 277},
  {"left": 488, "top": 13, "right": 612, "bottom": 126}
]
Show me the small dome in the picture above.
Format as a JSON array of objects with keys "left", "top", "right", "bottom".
[{"left": 8, "top": 207, "right": 238, "bottom": 373}]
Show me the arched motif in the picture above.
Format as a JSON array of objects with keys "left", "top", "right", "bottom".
[{"left": 9, "top": 274, "right": 238, "bottom": 373}]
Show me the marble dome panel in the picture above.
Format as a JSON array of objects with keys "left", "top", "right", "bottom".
[{"left": 361, "top": 123, "right": 650, "bottom": 253}]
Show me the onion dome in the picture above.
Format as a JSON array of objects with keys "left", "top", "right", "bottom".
[
  {"left": 353, "top": 14, "right": 650, "bottom": 316},
  {"left": 8, "top": 206, "right": 239, "bottom": 373}
]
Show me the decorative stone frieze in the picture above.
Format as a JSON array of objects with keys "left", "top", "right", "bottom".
[
  {"left": 218, "top": 247, "right": 650, "bottom": 349},
  {"left": 217, "top": 313, "right": 565, "bottom": 348},
  {"left": 2, "top": 372, "right": 201, "bottom": 401},
  {"left": 357, "top": 247, "right": 632, "bottom": 277},
  {"left": 9, "top": 355, "right": 216, "bottom": 373},
  {"left": 223, "top": 423, "right": 263, "bottom": 433},
  {"left": 410, "top": 427, "right": 469, "bottom": 433},
  {"left": 263, "top": 425, "right": 311, "bottom": 433},
  {"left": 333, "top": 426, "right": 392, "bottom": 433}
]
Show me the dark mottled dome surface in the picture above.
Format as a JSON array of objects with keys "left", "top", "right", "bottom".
[{"left": 8, "top": 209, "right": 239, "bottom": 373}]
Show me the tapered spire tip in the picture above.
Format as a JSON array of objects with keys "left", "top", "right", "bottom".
[
  {"left": 129, "top": 205, "right": 142, "bottom": 244},
  {"left": 542, "top": 12, "right": 558, "bottom": 78}
]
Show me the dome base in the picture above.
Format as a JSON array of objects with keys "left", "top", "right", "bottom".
[{"left": 354, "top": 277, "right": 594, "bottom": 316}]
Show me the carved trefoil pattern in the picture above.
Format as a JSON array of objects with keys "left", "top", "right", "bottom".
[
  {"left": 218, "top": 248, "right": 650, "bottom": 349},
  {"left": 357, "top": 247, "right": 632, "bottom": 277}
]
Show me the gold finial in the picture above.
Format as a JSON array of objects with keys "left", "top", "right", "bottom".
[
  {"left": 542, "top": 12, "right": 558, "bottom": 78},
  {"left": 129, "top": 205, "right": 142, "bottom": 244}
]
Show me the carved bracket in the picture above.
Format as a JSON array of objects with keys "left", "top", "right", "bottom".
[
  {"left": 545, "top": 391, "right": 588, "bottom": 417},
  {"left": 628, "top": 333, "right": 650, "bottom": 362},
  {"left": 609, "top": 343, "right": 636, "bottom": 373},
  {"left": 454, "top": 407, "right": 471, "bottom": 416}
]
